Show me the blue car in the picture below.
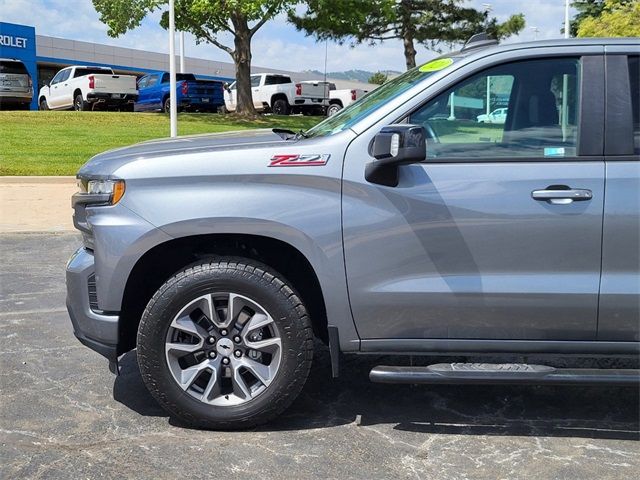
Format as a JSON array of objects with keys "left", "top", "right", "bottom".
[{"left": 135, "top": 72, "right": 224, "bottom": 113}]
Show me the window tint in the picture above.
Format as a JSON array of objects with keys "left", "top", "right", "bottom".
[
  {"left": 161, "top": 73, "right": 169, "bottom": 83},
  {"left": 146, "top": 76, "right": 158, "bottom": 88},
  {"left": 0, "top": 60, "right": 28, "bottom": 74},
  {"left": 137, "top": 76, "right": 148, "bottom": 89},
  {"left": 409, "top": 58, "right": 580, "bottom": 159},
  {"left": 251, "top": 75, "right": 261, "bottom": 87},
  {"left": 629, "top": 56, "right": 639, "bottom": 153},
  {"left": 74, "top": 67, "right": 111, "bottom": 78}
]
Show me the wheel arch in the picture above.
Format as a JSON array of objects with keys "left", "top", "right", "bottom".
[
  {"left": 118, "top": 233, "right": 329, "bottom": 355},
  {"left": 270, "top": 93, "right": 288, "bottom": 108}
]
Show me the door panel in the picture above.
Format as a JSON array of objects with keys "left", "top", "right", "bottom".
[
  {"left": 342, "top": 55, "right": 604, "bottom": 342},
  {"left": 342, "top": 161, "right": 604, "bottom": 340},
  {"left": 598, "top": 53, "right": 640, "bottom": 341},
  {"left": 598, "top": 162, "right": 640, "bottom": 341}
]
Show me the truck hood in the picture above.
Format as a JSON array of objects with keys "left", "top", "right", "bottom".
[{"left": 78, "top": 129, "right": 289, "bottom": 177}]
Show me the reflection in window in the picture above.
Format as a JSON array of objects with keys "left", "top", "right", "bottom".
[{"left": 409, "top": 58, "right": 580, "bottom": 159}]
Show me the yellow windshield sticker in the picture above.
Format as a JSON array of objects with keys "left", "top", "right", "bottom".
[{"left": 419, "top": 58, "right": 453, "bottom": 72}]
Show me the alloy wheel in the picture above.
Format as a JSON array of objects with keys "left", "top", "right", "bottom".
[{"left": 164, "top": 292, "right": 282, "bottom": 407}]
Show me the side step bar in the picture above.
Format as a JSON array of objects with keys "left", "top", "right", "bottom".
[{"left": 370, "top": 363, "right": 640, "bottom": 386}]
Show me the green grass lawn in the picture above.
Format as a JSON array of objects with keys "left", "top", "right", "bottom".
[{"left": 0, "top": 111, "right": 322, "bottom": 175}]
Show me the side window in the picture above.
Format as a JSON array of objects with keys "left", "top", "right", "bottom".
[
  {"left": 58, "top": 69, "right": 71, "bottom": 82},
  {"left": 265, "top": 75, "right": 277, "bottom": 85},
  {"left": 147, "top": 76, "right": 158, "bottom": 88},
  {"left": 137, "top": 76, "right": 148, "bottom": 89},
  {"left": 629, "top": 56, "right": 639, "bottom": 153},
  {"left": 50, "top": 71, "right": 63, "bottom": 85},
  {"left": 161, "top": 73, "right": 169, "bottom": 83},
  {"left": 251, "top": 76, "right": 261, "bottom": 87},
  {"left": 409, "top": 58, "right": 581, "bottom": 159}
]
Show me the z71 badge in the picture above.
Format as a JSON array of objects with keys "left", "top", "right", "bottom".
[{"left": 269, "top": 154, "right": 330, "bottom": 167}]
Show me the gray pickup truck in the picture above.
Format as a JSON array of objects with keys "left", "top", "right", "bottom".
[{"left": 66, "top": 36, "right": 640, "bottom": 429}]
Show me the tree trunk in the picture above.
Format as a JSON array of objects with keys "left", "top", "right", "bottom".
[
  {"left": 402, "top": 30, "right": 417, "bottom": 70},
  {"left": 231, "top": 15, "right": 256, "bottom": 116},
  {"left": 400, "top": 2, "right": 417, "bottom": 70}
]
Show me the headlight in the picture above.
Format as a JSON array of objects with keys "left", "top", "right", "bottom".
[{"left": 74, "top": 179, "right": 126, "bottom": 206}]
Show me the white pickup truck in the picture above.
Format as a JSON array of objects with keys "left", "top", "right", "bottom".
[
  {"left": 224, "top": 73, "right": 327, "bottom": 115},
  {"left": 326, "top": 84, "right": 368, "bottom": 116},
  {"left": 38, "top": 66, "right": 138, "bottom": 111}
]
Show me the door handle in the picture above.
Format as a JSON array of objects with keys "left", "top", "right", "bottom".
[{"left": 532, "top": 187, "right": 592, "bottom": 205}]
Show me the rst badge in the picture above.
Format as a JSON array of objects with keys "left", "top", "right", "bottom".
[{"left": 269, "top": 154, "right": 330, "bottom": 167}]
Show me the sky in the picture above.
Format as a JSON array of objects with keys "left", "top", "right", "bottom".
[{"left": 0, "top": 0, "right": 575, "bottom": 73}]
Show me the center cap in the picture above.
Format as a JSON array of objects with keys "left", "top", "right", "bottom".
[{"left": 216, "top": 338, "right": 234, "bottom": 356}]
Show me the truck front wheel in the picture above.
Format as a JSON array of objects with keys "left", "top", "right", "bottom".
[
  {"left": 272, "top": 98, "right": 289, "bottom": 115},
  {"left": 136, "top": 257, "right": 314, "bottom": 429}
]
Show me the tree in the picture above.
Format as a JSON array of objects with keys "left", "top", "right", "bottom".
[
  {"left": 568, "top": 0, "right": 635, "bottom": 36},
  {"left": 368, "top": 71, "right": 388, "bottom": 84},
  {"left": 92, "top": 0, "right": 292, "bottom": 115},
  {"left": 289, "top": 0, "right": 525, "bottom": 70},
  {"left": 574, "top": 0, "right": 640, "bottom": 37}
]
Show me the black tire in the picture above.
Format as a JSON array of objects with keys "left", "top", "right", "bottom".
[
  {"left": 39, "top": 98, "right": 49, "bottom": 111},
  {"left": 327, "top": 103, "right": 342, "bottom": 116},
  {"left": 137, "top": 257, "right": 314, "bottom": 429},
  {"left": 74, "top": 93, "right": 87, "bottom": 111},
  {"left": 163, "top": 97, "right": 171, "bottom": 113},
  {"left": 271, "top": 98, "right": 289, "bottom": 115}
]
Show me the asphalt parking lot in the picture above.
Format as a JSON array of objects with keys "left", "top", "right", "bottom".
[{"left": 1, "top": 233, "right": 639, "bottom": 480}]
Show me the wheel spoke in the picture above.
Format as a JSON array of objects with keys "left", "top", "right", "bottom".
[
  {"left": 242, "top": 313, "right": 273, "bottom": 336},
  {"left": 247, "top": 336, "right": 281, "bottom": 353},
  {"left": 165, "top": 341, "right": 202, "bottom": 355},
  {"left": 231, "top": 366, "right": 253, "bottom": 400},
  {"left": 178, "top": 360, "right": 212, "bottom": 390},
  {"left": 201, "top": 365, "right": 220, "bottom": 401},
  {"left": 171, "top": 315, "right": 208, "bottom": 340},
  {"left": 237, "top": 357, "right": 273, "bottom": 387}
]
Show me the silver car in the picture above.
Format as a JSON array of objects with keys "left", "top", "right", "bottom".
[
  {"left": 66, "top": 36, "right": 640, "bottom": 429},
  {"left": 0, "top": 58, "right": 32, "bottom": 110}
]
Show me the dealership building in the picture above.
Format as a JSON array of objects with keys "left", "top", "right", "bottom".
[{"left": 0, "top": 21, "right": 374, "bottom": 110}]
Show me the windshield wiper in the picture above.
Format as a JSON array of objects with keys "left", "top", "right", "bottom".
[{"left": 272, "top": 128, "right": 308, "bottom": 140}]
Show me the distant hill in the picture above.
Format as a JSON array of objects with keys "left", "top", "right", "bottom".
[{"left": 303, "top": 69, "right": 401, "bottom": 83}]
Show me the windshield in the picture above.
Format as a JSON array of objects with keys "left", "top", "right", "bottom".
[{"left": 305, "top": 55, "right": 461, "bottom": 138}]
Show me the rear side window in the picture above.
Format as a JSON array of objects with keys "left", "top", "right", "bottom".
[
  {"left": 629, "top": 56, "right": 639, "bottom": 153},
  {"left": 0, "top": 60, "right": 28, "bottom": 74},
  {"left": 146, "top": 76, "right": 158, "bottom": 88}
]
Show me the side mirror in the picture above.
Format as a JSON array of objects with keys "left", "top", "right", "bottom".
[
  {"left": 366, "top": 124, "right": 426, "bottom": 187},
  {"left": 223, "top": 82, "right": 230, "bottom": 92}
]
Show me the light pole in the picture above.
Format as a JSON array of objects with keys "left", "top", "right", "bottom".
[
  {"left": 564, "top": 0, "right": 570, "bottom": 39},
  {"left": 530, "top": 26, "right": 539, "bottom": 40},
  {"left": 179, "top": 32, "right": 185, "bottom": 74},
  {"left": 168, "top": 0, "right": 177, "bottom": 137}
]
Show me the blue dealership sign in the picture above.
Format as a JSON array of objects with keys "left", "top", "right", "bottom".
[{"left": 0, "top": 22, "right": 38, "bottom": 109}]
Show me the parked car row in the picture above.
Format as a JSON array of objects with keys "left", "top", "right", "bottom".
[
  {"left": 223, "top": 74, "right": 367, "bottom": 116},
  {"left": 1, "top": 60, "right": 367, "bottom": 115}
]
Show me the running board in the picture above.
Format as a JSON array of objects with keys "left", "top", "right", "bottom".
[{"left": 369, "top": 363, "right": 640, "bottom": 386}]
